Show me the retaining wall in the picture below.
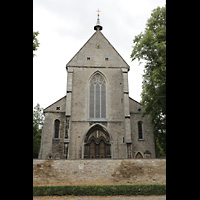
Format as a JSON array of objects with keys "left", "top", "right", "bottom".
[{"left": 33, "top": 159, "right": 166, "bottom": 185}]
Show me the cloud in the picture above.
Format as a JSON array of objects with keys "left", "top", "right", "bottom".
[{"left": 33, "top": 0, "right": 166, "bottom": 108}]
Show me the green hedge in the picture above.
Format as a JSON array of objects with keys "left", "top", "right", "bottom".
[{"left": 33, "top": 184, "right": 166, "bottom": 196}]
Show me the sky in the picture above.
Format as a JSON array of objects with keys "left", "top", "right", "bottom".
[{"left": 33, "top": 0, "right": 166, "bottom": 109}]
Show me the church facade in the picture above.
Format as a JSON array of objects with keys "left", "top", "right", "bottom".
[{"left": 38, "top": 22, "right": 156, "bottom": 160}]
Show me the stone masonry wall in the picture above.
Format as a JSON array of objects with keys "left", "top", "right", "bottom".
[{"left": 33, "top": 159, "right": 166, "bottom": 185}]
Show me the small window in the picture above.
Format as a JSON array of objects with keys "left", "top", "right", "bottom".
[
  {"left": 127, "top": 143, "right": 132, "bottom": 158},
  {"left": 138, "top": 121, "right": 143, "bottom": 140},
  {"left": 54, "top": 119, "right": 60, "bottom": 138},
  {"left": 56, "top": 106, "right": 60, "bottom": 110}
]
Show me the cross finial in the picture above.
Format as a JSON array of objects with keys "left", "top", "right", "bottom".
[
  {"left": 97, "top": 8, "right": 101, "bottom": 16},
  {"left": 96, "top": 8, "right": 101, "bottom": 25}
]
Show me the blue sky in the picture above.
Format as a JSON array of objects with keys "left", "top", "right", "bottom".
[{"left": 33, "top": 0, "right": 166, "bottom": 109}]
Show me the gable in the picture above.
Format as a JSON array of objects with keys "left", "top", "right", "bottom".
[
  {"left": 66, "top": 30, "right": 130, "bottom": 69},
  {"left": 44, "top": 96, "right": 66, "bottom": 113}
]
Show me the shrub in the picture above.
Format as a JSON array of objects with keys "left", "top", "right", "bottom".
[{"left": 33, "top": 184, "right": 166, "bottom": 196}]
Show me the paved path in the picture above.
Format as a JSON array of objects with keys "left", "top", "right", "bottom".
[{"left": 33, "top": 195, "right": 166, "bottom": 200}]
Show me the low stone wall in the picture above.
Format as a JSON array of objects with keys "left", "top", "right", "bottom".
[{"left": 33, "top": 159, "right": 166, "bottom": 185}]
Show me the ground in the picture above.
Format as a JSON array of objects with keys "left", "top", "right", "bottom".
[{"left": 33, "top": 181, "right": 165, "bottom": 187}]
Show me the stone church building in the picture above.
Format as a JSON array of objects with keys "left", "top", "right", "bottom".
[{"left": 38, "top": 18, "right": 156, "bottom": 160}]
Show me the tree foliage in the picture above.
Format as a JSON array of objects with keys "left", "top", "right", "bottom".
[
  {"left": 33, "top": 103, "right": 44, "bottom": 158},
  {"left": 131, "top": 5, "right": 166, "bottom": 157},
  {"left": 33, "top": 31, "right": 40, "bottom": 57}
]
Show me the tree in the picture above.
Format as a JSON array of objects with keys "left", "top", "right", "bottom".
[
  {"left": 130, "top": 5, "right": 166, "bottom": 157},
  {"left": 33, "top": 31, "right": 40, "bottom": 57},
  {"left": 33, "top": 103, "right": 44, "bottom": 158}
]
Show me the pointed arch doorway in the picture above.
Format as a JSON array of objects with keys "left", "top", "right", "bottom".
[{"left": 84, "top": 124, "right": 111, "bottom": 159}]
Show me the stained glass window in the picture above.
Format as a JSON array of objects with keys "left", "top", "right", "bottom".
[
  {"left": 54, "top": 119, "right": 60, "bottom": 138},
  {"left": 96, "top": 84, "right": 100, "bottom": 118},
  {"left": 138, "top": 121, "right": 143, "bottom": 139},
  {"left": 101, "top": 83, "right": 106, "bottom": 118},
  {"left": 90, "top": 84, "right": 94, "bottom": 118},
  {"left": 89, "top": 73, "right": 106, "bottom": 119}
]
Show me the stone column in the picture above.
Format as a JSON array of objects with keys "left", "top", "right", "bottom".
[
  {"left": 122, "top": 68, "right": 132, "bottom": 158},
  {"left": 65, "top": 67, "right": 73, "bottom": 159}
]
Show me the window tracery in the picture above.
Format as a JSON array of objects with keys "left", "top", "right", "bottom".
[{"left": 89, "top": 73, "right": 106, "bottom": 119}]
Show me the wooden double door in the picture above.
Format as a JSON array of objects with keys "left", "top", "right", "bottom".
[
  {"left": 84, "top": 126, "right": 111, "bottom": 159},
  {"left": 89, "top": 140, "right": 108, "bottom": 159}
]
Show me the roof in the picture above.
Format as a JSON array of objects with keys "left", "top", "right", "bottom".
[
  {"left": 129, "top": 96, "right": 143, "bottom": 114},
  {"left": 129, "top": 96, "right": 141, "bottom": 105},
  {"left": 43, "top": 95, "right": 142, "bottom": 114},
  {"left": 44, "top": 96, "right": 66, "bottom": 113}
]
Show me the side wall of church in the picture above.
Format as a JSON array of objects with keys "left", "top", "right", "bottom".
[
  {"left": 38, "top": 112, "right": 66, "bottom": 159},
  {"left": 130, "top": 114, "right": 156, "bottom": 158},
  {"left": 129, "top": 99, "right": 156, "bottom": 158},
  {"left": 38, "top": 96, "right": 67, "bottom": 159}
]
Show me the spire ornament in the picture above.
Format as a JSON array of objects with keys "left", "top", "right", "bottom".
[
  {"left": 96, "top": 8, "right": 101, "bottom": 25},
  {"left": 94, "top": 8, "right": 103, "bottom": 31}
]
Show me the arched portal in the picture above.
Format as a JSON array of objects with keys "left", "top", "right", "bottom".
[{"left": 84, "top": 124, "right": 111, "bottom": 159}]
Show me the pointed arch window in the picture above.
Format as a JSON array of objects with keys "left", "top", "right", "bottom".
[{"left": 89, "top": 73, "right": 106, "bottom": 119}]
